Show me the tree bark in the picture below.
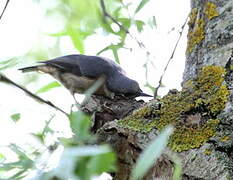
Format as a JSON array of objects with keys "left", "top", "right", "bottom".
[{"left": 84, "top": 0, "right": 233, "bottom": 179}]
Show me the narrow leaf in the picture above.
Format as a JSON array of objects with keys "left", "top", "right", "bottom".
[
  {"left": 97, "top": 44, "right": 122, "bottom": 64},
  {"left": 36, "top": 81, "right": 61, "bottom": 93},
  {"left": 64, "top": 145, "right": 112, "bottom": 157},
  {"left": 135, "top": 0, "right": 150, "bottom": 14},
  {"left": 135, "top": 20, "right": 145, "bottom": 32},
  {"left": 131, "top": 126, "right": 173, "bottom": 180},
  {"left": 112, "top": 47, "right": 120, "bottom": 64},
  {"left": 0, "top": 58, "right": 17, "bottom": 70},
  {"left": 148, "top": 16, "right": 157, "bottom": 29}
]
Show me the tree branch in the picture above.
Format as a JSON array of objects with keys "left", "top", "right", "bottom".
[
  {"left": 153, "top": 16, "right": 188, "bottom": 98},
  {"left": 0, "top": 0, "right": 10, "bottom": 21},
  {"left": 0, "top": 73, "right": 68, "bottom": 116}
]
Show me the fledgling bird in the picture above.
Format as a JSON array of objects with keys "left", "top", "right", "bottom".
[{"left": 19, "top": 54, "right": 152, "bottom": 99}]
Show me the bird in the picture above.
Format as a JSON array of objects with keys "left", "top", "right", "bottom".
[{"left": 19, "top": 54, "right": 152, "bottom": 99}]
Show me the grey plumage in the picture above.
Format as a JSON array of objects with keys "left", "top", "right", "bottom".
[{"left": 19, "top": 54, "right": 152, "bottom": 99}]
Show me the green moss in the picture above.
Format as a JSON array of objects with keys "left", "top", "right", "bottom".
[
  {"left": 118, "top": 66, "right": 229, "bottom": 152},
  {"left": 204, "top": 2, "right": 219, "bottom": 20}
]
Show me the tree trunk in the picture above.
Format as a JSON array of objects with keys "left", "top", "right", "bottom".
[{"left": 84, "top": 0, "right": 233, "bottom": 179}]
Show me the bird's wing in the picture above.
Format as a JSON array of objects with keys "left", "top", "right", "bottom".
[
  {"left": 40, "top": 54, "right": 125, "bottom": 78},
  {"left": 40, "top": 55, "right": 83, "bottom": 77}
]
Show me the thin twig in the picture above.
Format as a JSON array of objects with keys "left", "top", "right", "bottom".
[
  {"left": 100, "top": 0, "right": 129, "bottom": 34},
  {"left": 0, "top": 0, "right": 10, "bottom": 21},
  {"left": 0, "top": 73, "right": 68, "bottom": 116},
  {"left": 100, "top": 0, "right": 152, "bottom": 53},
  {"left": 153, "top": 16, "right": 189, "bottom": 98}
]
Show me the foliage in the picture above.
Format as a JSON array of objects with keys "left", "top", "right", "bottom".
[
  {"left": 0, "top": 111, "right": 117, "bottom": 180},
  {"left": 130, "top": 126, "right": 174, "bottom": 180},
  {"left": 0, "top": 0, "right": 181, "bottom": 179},
  {"left": 36, "top": 81, "right": 61, "bottom": 94}
]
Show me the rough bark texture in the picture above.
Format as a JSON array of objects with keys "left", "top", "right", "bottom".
[
  {"left": 184, "top": 0, "right": 233, "bottom": 82},
  {"left": 83, "top": 97, "right": 174, "bottom": 180},
  {"left": 83, "top": 0, "right": 233, "bottom": 179},
  {"left": 182, "top": 0, "right": 233, "bottom": 179}
]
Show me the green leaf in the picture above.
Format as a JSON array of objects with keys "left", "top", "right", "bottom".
[
  {"left": 88, "top": 151, "right": 117, "bottom": 175},
  {"left": 53, "top": 145, "right": 114, "bottom": 180},
  {"left": 11, "top": 113, "right": 21, "bottom": 122},
  {"left": 9, "top": 169, "right": 27, "bottom": 180},
  {"left": 173, "top": 157, "right": 182, "bottom": 180},
  {"left": 117, "top": 18, "right": 131, "bottom": 41},
  {"left": 0, "top": 58, "right": 18, "bottom": 70},
  {"left": 48, "top": 31, "right": 67, "bottom": 37},
  {"left": 0, "top": 153, "right": 5, "bottom": 163},
  {"left": 112, "top": 47, "right": 120, "bottom": 64},
  {"left": 144, "top": 82, "right": 155, "bottom": 93},
  {"left": 1, "top": 145, "right": 34, "bottom": 176},
  {"left": 118, "top": 18, "right": 131, "bottom": 29},
  {"left": 31, "top": 116, "right": 55, "bottom": 144},
  {"left": 65, "top": 145, "right": 112, "bottom": 157},
  {"left": 135, "top": 0, "right": 150, "bottom": 14},
  {"left": 31, "top": 133, "right": 44, "bottom": 143},
  {"left": 130, "top": 126, "right": 174, "bottom": 180},
  {"left": 148, "top": 16, "right": 157, "bottom": 29},
  {"left": 69, "top": 111, "right": 93, "bottom": 143},
  {"left": 97, "top": 43, "right": 123, "bottom": 64},
  {"left": 9, "top": 144, "right": 30, "bottom": 160},
  {"left": 96, "top": 9, "right": 116, "bottom": 34},
  {"left": 135, "top": 20, "right": 145, "bottom": 32},
  {"left": 74, "top": 146, "right": 116, "bottom": 179},
  {"left": 113, "top": 7, "right": 122, "bottom": 18},
  {"left": 66, "top": 26, "right": 86, "bottom": 54},
  {"left": 36, "top": 81, "right": 61, "bottom": 93}
]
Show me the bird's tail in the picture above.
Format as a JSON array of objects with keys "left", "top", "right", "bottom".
[
  {"left": 19, "top": 65, "right": 56, "bottom": 74},
  {"left": 19, "top": 66, "right": 40, "bottom": 73}
]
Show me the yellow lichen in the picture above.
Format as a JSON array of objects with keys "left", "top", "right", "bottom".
[
  {"left": 188, "top": 8, "right": 198, "bottom": 27},
  {"left": 204, "top": 2, "right": 219, "bottom": 20},
  {"left": 220, "top": 136, "right": 230, "bottom": 142},
  {"left": 118, "top": 103, "right": 160, "bottom": 132},
  {"left": 203, "top": 148, "right": 212, "bottom": 155},
  {"left": 186, "top": 18, "right": 205, "bottom": 53},
  {"left": 186, "top": 2, "right": 219, "bottom": 53},
  {"left": 230, "top": 65, "right": 233, "bottom": 71},
  {"left": 118, "top": 66, "right": 229, "bottom": 152}
]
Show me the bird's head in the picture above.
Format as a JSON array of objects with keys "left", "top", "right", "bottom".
[
  {"left": 107, "top": 74, "right": 153, "bottom": 98},
  {"left": 127, "top": 79, "right": 153, "bottom": 97}
]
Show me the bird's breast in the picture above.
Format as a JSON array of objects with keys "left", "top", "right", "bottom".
[{"left": 58, "top": 73, "right": 114, "bottom": 98}]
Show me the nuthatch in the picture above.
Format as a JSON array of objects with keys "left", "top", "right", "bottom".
[{"left": 19, "top": 54, "right": 152, "bottom": 99}]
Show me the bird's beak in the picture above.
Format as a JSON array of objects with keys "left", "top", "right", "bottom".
[{"left": 138, "top": 92, "right": 153, "bottom": 97}]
